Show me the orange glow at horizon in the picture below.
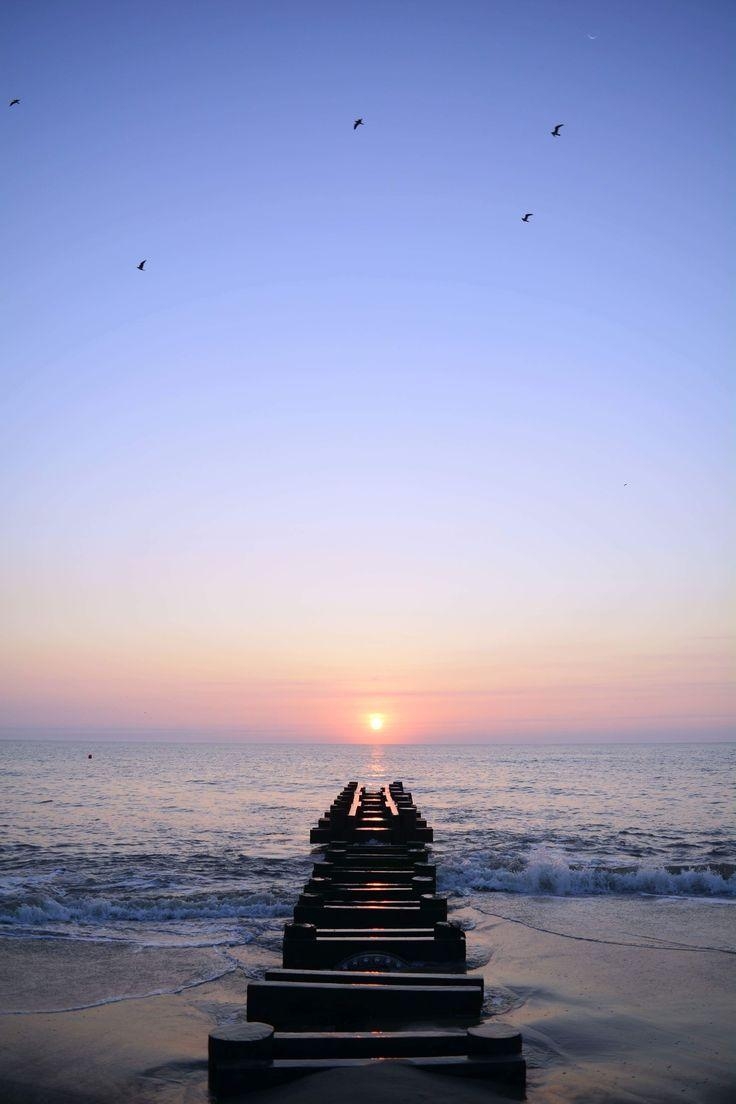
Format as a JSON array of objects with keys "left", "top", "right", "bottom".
[{"left": 0, "top": 634, "right": 732, "bottom": 742}]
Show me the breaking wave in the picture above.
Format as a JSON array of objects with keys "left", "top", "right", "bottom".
[
  {"left": 0, "top": 890, "right": 293, "bottom": 926},
  {"left": 438, "top": 848, "right": 736, "bottom": 899}
]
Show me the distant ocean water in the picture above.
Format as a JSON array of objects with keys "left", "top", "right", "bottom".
[{"left": 1, "top": 740, "right": 733, "bottom": 956}]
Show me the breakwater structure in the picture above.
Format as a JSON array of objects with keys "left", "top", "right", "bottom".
[{"left": 208, "top": 781, "right": 526, "bottom": 1094}]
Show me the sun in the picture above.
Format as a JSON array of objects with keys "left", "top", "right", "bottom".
[{"left": 368, "top": 714, "right": 385, "bottom": 732}]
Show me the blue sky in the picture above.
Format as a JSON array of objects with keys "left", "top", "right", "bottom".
[{"left": 1, "top": 1, "right": 733, "bottom": 741}]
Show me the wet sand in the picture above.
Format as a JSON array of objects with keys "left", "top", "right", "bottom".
[{"left": 1, "top": 897, "right": 734, "bottom": 1104}]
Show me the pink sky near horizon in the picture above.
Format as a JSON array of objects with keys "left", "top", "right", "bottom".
[{"left": 1, "top": 628, "right": 732, "bottom": 742}]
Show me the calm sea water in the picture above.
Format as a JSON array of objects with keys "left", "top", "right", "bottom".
[{"left": 1, "top": 740, "right": 733, "bottom": 955}]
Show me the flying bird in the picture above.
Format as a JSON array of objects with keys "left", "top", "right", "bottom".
[
  {"left": 137, "top": 259, "right": 146, "bottom": 270},
  {"left": 353, "top": 117, "right": 363, "bottom": 130},
  {"left": 551, "top": 123, "right": 564, "bottom": 137},
  {"left": 587, "top": 34, "right": 598, "bottom": 40},
  {"left": 521, "top": 213, "right": 533, "bottom": 222},
  {"left": 9, "top": 98, "right": 20, "bottom": 107}
]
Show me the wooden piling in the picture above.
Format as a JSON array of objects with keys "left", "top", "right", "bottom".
[{"left": 208, "top": 780, "right": 526, "bottom": 1092}]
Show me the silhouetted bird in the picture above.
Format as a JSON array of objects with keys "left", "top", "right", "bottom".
[
  {"left": 137, "top": 260, "right": 146, "bottom": 270},
  {"left": 353, "top": 118, "right": 363, "bottom": 130},
  {"left": 551, "top": 123, "right": 564, "bottom": 137},
  {"left": 9, "top": 98, "right": 20, "bottom": 107},
  {"left": 521, "top": 213, "right": 533, "bottom": 222}
]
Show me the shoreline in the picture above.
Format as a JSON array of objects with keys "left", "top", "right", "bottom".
[{"left": 1, "top": 895, "right": 734, "bottom": 1104}]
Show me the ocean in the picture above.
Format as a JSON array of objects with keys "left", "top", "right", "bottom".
[{"left": 1, "top": 740, "right": 733, "bottom": 982}]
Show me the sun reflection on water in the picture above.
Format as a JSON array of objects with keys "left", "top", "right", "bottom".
[{"left": 368, "top": 744, "right": 387, "bottom": 777}]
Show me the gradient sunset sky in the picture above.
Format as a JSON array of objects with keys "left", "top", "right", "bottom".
[{"left": 2, "top": 1, "right": 733, "bottom": 743}]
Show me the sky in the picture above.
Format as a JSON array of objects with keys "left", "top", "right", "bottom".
[{"left": 1, "top": 0, "right": 734, "bottom": 743}]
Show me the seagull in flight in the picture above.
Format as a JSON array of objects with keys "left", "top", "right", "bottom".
[
  {"left": 9, "top": 98, "right": 20, "bottom": 107},
  {"left": 353, "top": 117, "right": 363, "bottom": 130},
  {"left": 551, "top": 123, "right": 564, "bottom": 137},
  {"left": 137, "top": 259, "right": 147, "bottom": 270},
  {"left": 521, "top": 213, "right": 533, "bottom": 222},
  {"left": 587, "top": 34, "right": 598, "bottom": 40}
]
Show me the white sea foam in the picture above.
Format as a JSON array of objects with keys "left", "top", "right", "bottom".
[
  {"left": 0, "top": 892, "right": 293, "bottom": 925},
  {"left": 438, "top": 848, "right": 736, "bottom": 899}
]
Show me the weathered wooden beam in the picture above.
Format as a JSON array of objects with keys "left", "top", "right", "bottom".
[
  {"left": 272, "top": 1028, "right": 470, "bottom": 1059},
  {"left": 281, "top": 925, "right": 466, "bottom": 970},
  {"left": 246, "top": 980, "right": 483, "bottom": 1029},
  {"left": 210, "top": 1053, "right": 526, "bottom": 1095},
  {"left": 292, "top": 894, "right": 447, "bottom": 927},
  {"left": 264, "top": 968, "right": 482, "bottom": 990},
  {"left": 312, "top": 861, "right": 436, "bottom": 883}
]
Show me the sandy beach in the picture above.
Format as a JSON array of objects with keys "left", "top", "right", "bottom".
[{"left": 2, "top": 895, "right": 733, "bottom": 1104}]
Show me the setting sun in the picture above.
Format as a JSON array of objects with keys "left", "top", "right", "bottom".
[{"left": 368, "top": 714, "right": 385, "bottom": 732}]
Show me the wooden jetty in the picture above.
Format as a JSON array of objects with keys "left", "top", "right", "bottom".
[{"left": 208, "top": 781, "right": 526, "bottom": 1094}]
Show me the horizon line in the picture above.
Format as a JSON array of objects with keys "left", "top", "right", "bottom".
[{"left": 1, "top": 733, "right": 733, "bottom": 747}]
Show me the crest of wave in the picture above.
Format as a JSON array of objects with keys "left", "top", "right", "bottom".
[
  {"left": 0, "top": 890, "right": 294, "bottom": 925},
  {"left": 438, "top": 847, "right": 736, "bottom": 898}
]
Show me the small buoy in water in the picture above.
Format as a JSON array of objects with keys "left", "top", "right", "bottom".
[{"left": 88, "top": 753, "right": 92, "bottom": 759}]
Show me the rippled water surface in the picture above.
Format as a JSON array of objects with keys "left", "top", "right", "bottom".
[{"left": 1, "top": 741, "right": 734, "bottom": 951}]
